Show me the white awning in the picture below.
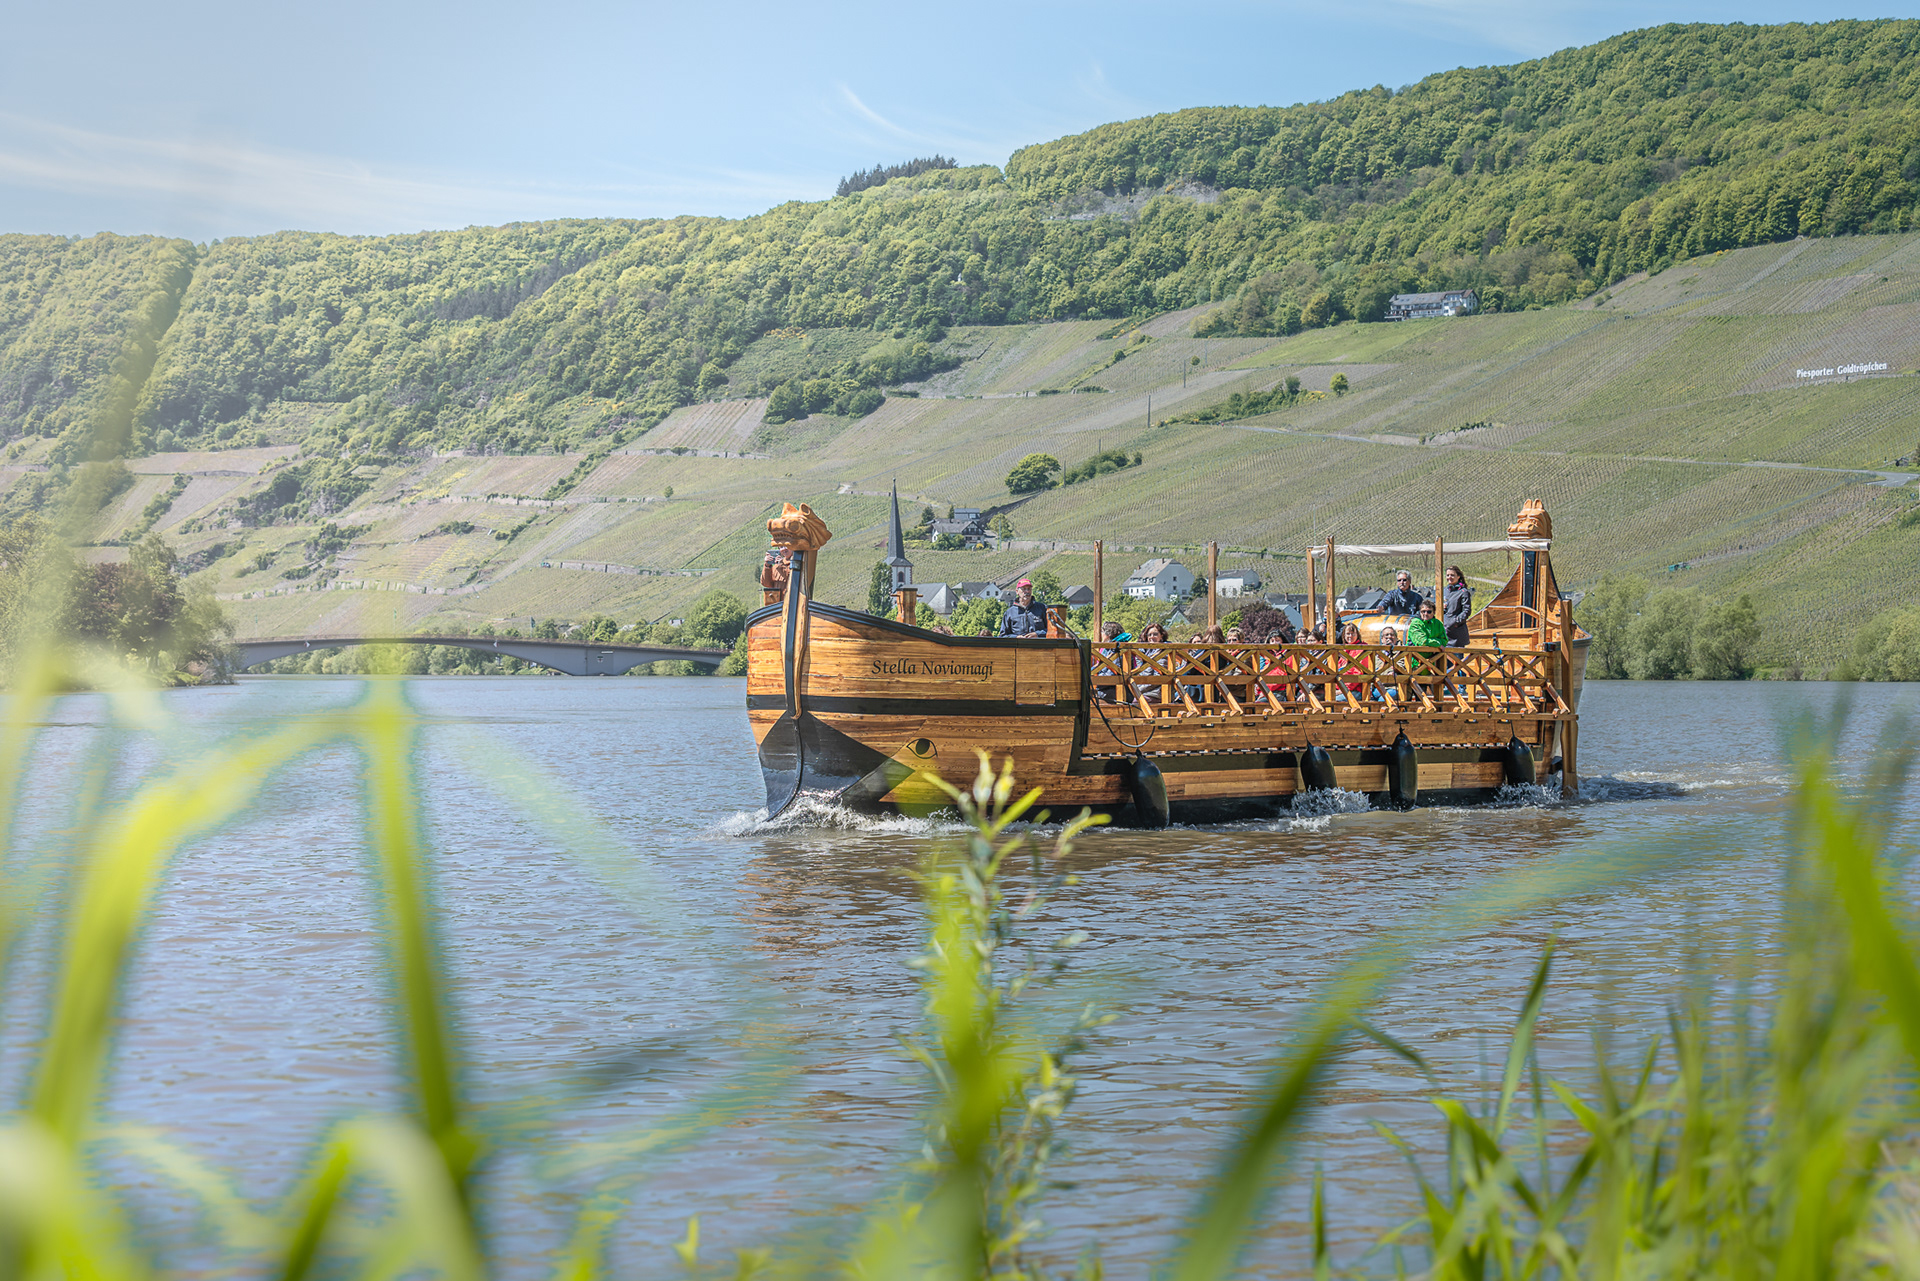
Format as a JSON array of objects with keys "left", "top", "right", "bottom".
[{"left": 1307, "top": 538, "right": 1550, "bottom": 558}]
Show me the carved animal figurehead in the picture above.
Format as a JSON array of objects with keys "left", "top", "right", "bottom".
[
  {"left": 767, "top": 502, "right": 833, "bottom": 552},
  {"left": 1508, "top": 499, "right": 1553, "bottom": 540}
]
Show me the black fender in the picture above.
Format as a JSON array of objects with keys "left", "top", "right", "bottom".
[
  {"left": 1127, "top": 753, "right": 1170, "bottom": 828},
  {"left": 1388, "top": 731, "right": 1420, "bottom": 808}
]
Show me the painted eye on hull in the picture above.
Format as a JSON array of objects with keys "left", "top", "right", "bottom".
[{"left": 909, "top": 738, "right": 934, "bottom": 757}]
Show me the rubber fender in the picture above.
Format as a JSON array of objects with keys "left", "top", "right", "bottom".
[
  {"left": 1300, "top": 742, "right": 1337, "bottom": 792},
  {"left": 1127, "top": 753, "right": 1170, "bottom": 829},
  {"left": 1502, "top": 735, "right": 1537, "bottom": 787},
  {"left": 1388, "top": 731, "right": 1420, "bottom": 807}
]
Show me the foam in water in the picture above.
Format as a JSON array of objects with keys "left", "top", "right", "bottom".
[
  {"left": 1267, "top": 786, "right": 1372, "bottom": 832},
  {"left": 1489, "top": 781, "right": 1564, "bottom": 808},
  {"left": 706, "top": 793, "right": 966, "bottom": 837}
]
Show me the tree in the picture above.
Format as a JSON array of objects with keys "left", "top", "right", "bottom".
[
  {"left": 1693, "top": 594, "right": 1760, "bottom": 679},
  {"left": 663, "top": 485, "right": 673, "bottom": 498},
  {"left": 686, "top": 590, "right": 748, "bottom": 648},
  {"left": 933, "top": 532, "right": 965, "bottom": 551},
  {"left": 765, "top": 381, "right": 805, "bottom": 424},
  {"left": 1330, "top": 373, "right": 1349, "bottom": 396},
  {"left": 1626, "top": 589, "right": 1701, "bottom": 680},
  {"left": 1029, "top": 569, "right": 1064, "bottom": 604},
  {"left": 1005, "top": 453, "right": 1060, "bottom": 494},
  {"left": 1582, "top": 574, "right": 1648, "bottom": 679},
  {"left": 949, "top": 596, "right": 1005, "bottom": 636},
  {"left": 868, "top": 560, "right": 893, "bottom": 615},
  {"left": 1848, "top": 604, "right": 1920, "bottom": 680},
  {"left": 696, "top": 362, "right": 729, "bottom": 398},
  {"left": 989, "top": 514, "right": 1014, "bottom": 540}
]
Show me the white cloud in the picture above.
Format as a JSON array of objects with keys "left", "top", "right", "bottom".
[{"left": 0, "top": 113, "right": 815, "bottom": 234}]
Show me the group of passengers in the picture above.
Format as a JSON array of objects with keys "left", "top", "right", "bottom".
[{"left": 1089, "top": 565, "right": 1475, "bottom": 709}]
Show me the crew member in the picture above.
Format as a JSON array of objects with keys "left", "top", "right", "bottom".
[
  {"left": 759, "top": 545, "right": 792, "bottom": 601},
  {"left": 998, "top": 579, "right": 1046, "bottom": 637}
]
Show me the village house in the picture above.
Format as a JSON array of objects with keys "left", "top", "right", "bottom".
[
  {"left": 1123, "top": 558, "right": 1193, "bottom": 601},
  {"left": 921, "top": 583, "right": 956, "bottom": 615},
  {"left": 1214, "top": 569, "right": 1262, "bottom": 598},
  {"left": 1061, "top": 584, "right": 1096, "bottom": 608},
  {"left": 1385, "top": 289, "right": 1478, "bottom": 321},
  {"left": 956, "top": 581, "right": 1002, "bottom": 603}
]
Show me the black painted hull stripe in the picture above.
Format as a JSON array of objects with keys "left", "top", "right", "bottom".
[{"left": 747, "top": 694, "right": 1078, "bottom": 717}]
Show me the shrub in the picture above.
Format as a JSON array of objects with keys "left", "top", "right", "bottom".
[{"left": 1004, "top": 453, "right": 1060, "bottom": 494}]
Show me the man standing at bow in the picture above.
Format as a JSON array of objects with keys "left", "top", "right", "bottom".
[{"left": 998, "top": 578, "right": 1047, "bottom": 638}]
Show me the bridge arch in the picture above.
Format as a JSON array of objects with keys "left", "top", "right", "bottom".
[{"left": 231, "top": 635, "right": 730, "bottom": 677}]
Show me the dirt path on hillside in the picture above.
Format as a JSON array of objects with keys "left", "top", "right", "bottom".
[{"left": 1221, "top": 421, "right": 1916, "bottom": 487}]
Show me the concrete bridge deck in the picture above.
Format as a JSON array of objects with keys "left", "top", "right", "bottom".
[{"left": 232, "top": 634, "right": 730, "bottom": 676}]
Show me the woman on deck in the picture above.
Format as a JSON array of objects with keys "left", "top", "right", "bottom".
[
  {"left": 1136, "top": 623, "right": 1173, "bottom": 706},
  {"left": 1337, "top": 621, "right": 1369, "bottom": 701}
]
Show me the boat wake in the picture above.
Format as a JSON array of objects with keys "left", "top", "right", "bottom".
[
  {"left": 1574, "top": 774, "right": 1697, "bottom": 803},
  {"left": 1270, "top": 787, "right": 1373, "bottom": 832},
  {"left": 707, "top": 794, "right": 966, "bottom": 837}
]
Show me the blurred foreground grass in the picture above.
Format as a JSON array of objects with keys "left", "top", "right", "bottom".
[{"left": 2, "top": 651, "right": 1918, "bottom": 1278}]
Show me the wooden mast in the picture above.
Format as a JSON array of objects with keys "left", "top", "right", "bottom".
[
  {"left": 1094, "top": 540, "right": 1104, "bottom": 639},
  {"left": 1206, "top": 541, "right": 1218, "bottom": 632},
  {"left": 1433, "top": 538, "right": 1444, "bottom": 622},
  {"left": 1305, "top": 549, "right": 1318, "bottom": 637},
  {"left": 1325, "top": 537, "right": 1339, "bottom": 639}
]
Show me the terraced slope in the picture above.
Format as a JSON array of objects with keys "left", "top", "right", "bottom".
[{"left": 20, "top": 233, "right": 1916, "bottom": 675}]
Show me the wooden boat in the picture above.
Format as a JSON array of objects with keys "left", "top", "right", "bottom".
[{"left": 745, "top": 497, "right": 1588, "bottom": 825}]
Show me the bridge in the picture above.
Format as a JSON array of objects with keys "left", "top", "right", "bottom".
[{"left": 231, "top": 634, "right": 731, "bottom": 676}]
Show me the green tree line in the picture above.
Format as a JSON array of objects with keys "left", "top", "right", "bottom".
[{"left": 4, "top": 22, "right": 1920, "bottom": 471}]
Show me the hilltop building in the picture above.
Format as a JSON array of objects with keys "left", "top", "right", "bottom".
[
  {"left": 1124, "top": 558, "right": 1193, "bottom": 601},
  {"left": 884, "top": 482, "right": 914, "bottom": 597},
  {"left": 1386, "top": 289, "right": 1478, "bottom": 321}
]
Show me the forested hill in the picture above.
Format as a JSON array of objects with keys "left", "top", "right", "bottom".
[{"left": 6, "top": 19, "right": 1920, "bottom": 468}]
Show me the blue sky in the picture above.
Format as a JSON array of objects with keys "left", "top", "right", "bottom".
[{"left": 1, "top": 1, "right": 1912, "bottom": 240}]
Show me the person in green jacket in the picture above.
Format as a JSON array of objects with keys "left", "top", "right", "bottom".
[
  {"left": 1405, "top": 600, "right": 1456, "bottom": 700},
  {"left": 1406, "top": 600, "right": 1448, "bottom": 650}
]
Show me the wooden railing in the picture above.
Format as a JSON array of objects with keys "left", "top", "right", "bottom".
[{"left": 1088, "top": 643, "right": 1573, "bottom": 720}]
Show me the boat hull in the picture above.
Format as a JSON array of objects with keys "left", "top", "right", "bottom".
[{"left": 746, "top": 603, "right": 1576, "bottom": 823}]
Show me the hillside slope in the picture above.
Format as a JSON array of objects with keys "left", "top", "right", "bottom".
[
  {"left": 5, "top": 21, "right": 1920, "bottom": 469},
  {"left": 17, "top": 232, "right": 1907, "bottom": 676}
]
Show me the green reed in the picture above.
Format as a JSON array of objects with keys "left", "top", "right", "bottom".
[{"left": 2, "top": 660, "right": 1918, "bottom": 1278}]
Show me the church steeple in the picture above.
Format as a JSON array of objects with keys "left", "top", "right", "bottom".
[{"left": 885, "top": 480, "right": 913, "bottom": 592}]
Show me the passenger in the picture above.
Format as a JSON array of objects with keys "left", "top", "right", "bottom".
[
  {"left": 998, "top": 579, "right": 1046, "bottom": 638},
  {"left": 1338, "top": 621, "right": 1368, "bottom": 701},
  {"left": 1381, "top": 570, "right": 1425, "bottom": 617},
  {"left": 932, "top": 624, "right": 954, "bottom": 635},
  {"left": 1136, "top": 623, "right": 1172, "bottom": 705},
  {"left": 1406, "top": 600, "right": 1447, "bottom": 650},
  {"left": 1375, "top": 626, "right": 1399, "bottom": 700},
  {"left": 1097, "top": 621, "right": 1132, "bottom": 703},
  {"left": 1262, "top": 628, "right": 1298, "bottom": 703},
  {"left": 1406, "top": 600, "right": 1452, "bottom": 700},
  {"left": 1188, "top": 625, "right": 1226, "bottom": 706},
  {"left": 1443, "top": 565, "right": 1473, "bottom": 647}
]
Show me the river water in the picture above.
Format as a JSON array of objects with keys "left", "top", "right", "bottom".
[{"left": 8, "top": 677, "right": 1918, "bottom": 1275}]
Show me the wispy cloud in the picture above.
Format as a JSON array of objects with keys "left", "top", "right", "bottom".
[
  {"left": 0, "top": 113, "right": 815, "bottom": 235},
  {"left": 835, "top": 84, "right": 933, "bottom": 144},
  {"left": 1370, "top": 0, "right": 1607, "bottom": 58}
]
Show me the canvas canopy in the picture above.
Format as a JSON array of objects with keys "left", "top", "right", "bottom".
[{"left": 1306, "top": 538, "right": 1550, "bottom": 558}]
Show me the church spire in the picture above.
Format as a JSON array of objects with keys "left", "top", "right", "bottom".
[{"left": 885, "top": 480, "right": 913, "bottom": 590}]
